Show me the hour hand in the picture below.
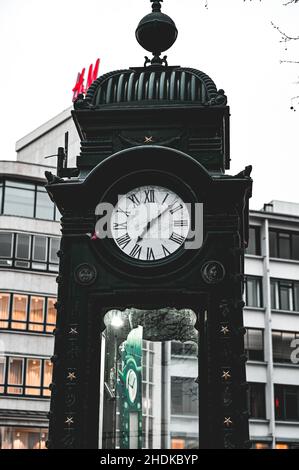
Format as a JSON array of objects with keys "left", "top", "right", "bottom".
[{"left": 137, "top": 220, "right": 151, "bottom": 243}]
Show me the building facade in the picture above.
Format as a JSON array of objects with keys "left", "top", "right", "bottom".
[{"left": 0, "top": 110, "right": 299, "bottom": 449}]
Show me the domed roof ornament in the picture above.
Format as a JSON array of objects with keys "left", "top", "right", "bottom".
[{"left": 136, "top": 0, "right": 178, "bottom": 66}]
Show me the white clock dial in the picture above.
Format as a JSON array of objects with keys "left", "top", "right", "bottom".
[
  {"left": 110, "top": 185, "right": 190, "bottom": 261},
  {"left": 126, "top": 369, "right": 138, "bottom": 404}
]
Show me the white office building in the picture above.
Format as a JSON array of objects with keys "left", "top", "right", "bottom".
[{"left": 0, "top": 109, "right": 299, "bottom": 449}]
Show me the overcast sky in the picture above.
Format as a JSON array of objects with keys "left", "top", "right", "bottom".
[{"left": 0, "top": 0, "right": 299, "bottom": 210}]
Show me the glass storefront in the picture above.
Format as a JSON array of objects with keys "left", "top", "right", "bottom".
[
  {"left": 0, "top": 427, "right": 48, "bottom": 449},
  {"left": 99, "top": 308, "right": 199, "bottom": 449}
]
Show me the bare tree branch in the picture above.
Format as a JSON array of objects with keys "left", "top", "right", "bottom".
[{"left": 271, "top": 22, "right": 299, "bottom": 43}]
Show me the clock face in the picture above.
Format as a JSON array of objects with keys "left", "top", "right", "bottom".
[
  {"left": 110, "top": 185, "right": 190, "bottom": 262},
  {"left": 126, "top": 368, "right": 138, "bottom": 404}
]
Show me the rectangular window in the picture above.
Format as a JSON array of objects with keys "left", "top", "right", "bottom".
[
  {"left": 269, "top": 230, "right": 299, "bottom": 261},
  {"left": 279, "top": 233, "right": 291, "bottom": 259},
  {"left": 244, "top": 276, "right": 262, "bottom": 308},
  {"left": 0, "top": 427, "right": 48, "bottom": 449},
  {"left": 7, "top": 358, "right": 24, "bottom": 394},
  {"left": 32, "top": 236, "right": 47, "bottom": 270},
  {"left": 25, "top": 359, "right": 41, "bottom": 396},
  {"left": 275, "top": 385, "right": 299, "bottom": 421},
  {"left": 29, "top": 297, "right": 45, "bottom": 332},
  {"left": 248, "top": 383, "right": 266, "bottom": 419},
  {"left": 271, "top": 279, "right": 299, "bottom": 312},
  {"left": 247, "top": 226, "right": 261, "bottom": 256},
  {"left": 272, "top": 330, "right": 299, "bottom": 363},
  {"left": 43, "top": 360, "right": 53, "bottom": 397},
  {"left": 0, "top": 233, "right": 13, "bottom": 266},
  {"left": 171, "top": 341, "right": 198, "bottom": 357},
  {"left": 35, "top": 187, "right": 54, "bottom": 220},
  {"left": 0, "top": 357, "right": 5, "bottom": 394},
  {"left": 4, "top": 184, "right": 35, "bottom": 218},
  {"left": 46, "top": 298, "right": 57, "bottom": 333},
  {"left": 244, "top": 329, "right": 264, "bottom": 361},
  {"left": 12, "top": 295, "right": 27, "bottom": 330},
  {"left": 49, "top": 237, "right": 60, "bottom": 264},
  {"left": 171, "top": 377, "right": 198, "bottom": 415},
  {"left": 16, "top": 233, "right": 31, "bottom": 259},
  {"left": 0, "top": 293, "right": 10, "bottom": 329}
]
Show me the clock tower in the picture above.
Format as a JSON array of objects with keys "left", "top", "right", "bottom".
[{"left": 46, "top": 0, "right": 252, "bottom": 449}]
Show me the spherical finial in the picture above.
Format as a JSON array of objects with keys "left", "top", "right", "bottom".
[{"left": 136, "top": 0, "right": 178, "bottom": 65}]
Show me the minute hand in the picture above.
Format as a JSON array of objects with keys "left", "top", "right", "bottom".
[{"left": 137, "top": 205, "right": 170, "bottom": 242}]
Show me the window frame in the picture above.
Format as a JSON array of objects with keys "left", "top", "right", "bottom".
[
  {"left": 247, "top": 382, "right": 266, "bottom": 419},
  {"left": 269, "top": 229, "right": 299, "bottom": 261},
  {"left": 244, "top": 328, "right": 264, "bottom": 361},
  {"left": 0, "top": 232, "right": 59, "bottom": 273},
  {"left": 0, "top": 292, "right": 56, "bottom": 334},
  {"left": 275, "top": 385, "right": 299, "bottom": 421},
  {"left": 244, "top": 276, "right": 263, "bottom": 308},
  {"left": 271, "top": 279, "right": 299, "bottom": 312},
  {"left": 272, "top": 329, "right": 299, "bottom": 364},
  {"left": 0, "top": 178, "right": 58, "bottom": 221},
  {"left": 0, "top": 357, "right": 52, "bottom": 398},
  {"left": 246, "top": 225, "right": 261, "bottom": 256}
]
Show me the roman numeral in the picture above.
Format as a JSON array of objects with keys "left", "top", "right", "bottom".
[
  {"left": 113, "top": 222, "right": 127, "bottom": 231},
  {"left": 174, "top": 219, "right": 188, "bottom": 227},
  {"left": 130, "top": 244, "right": 142, "bottom": 259},
  {"left": 162, "top": 245, "right": 171, "bottom": 257},
  {"left": 162, "top": 193, "right": 169, "bottom": 204},
  {"left": 117, "top": 208, "right": 130, "bottom": 217},
  {"left": 116, "top": 233, "right": 131, "bottom": 249},
  {"left": 169, "top": 232, "right": 184, "bottom": 245},
  {"left": 128, "top": 193, "right": 140, "bottom": 206},
  {"left": 144, "top": 189, "right": 155, "bottom": 203},
  {"left": 169, "top": 203, "right": 183, "bottom": 215},
  {"left": 147, "top": 247, "right": 155, "bottom": 261}
]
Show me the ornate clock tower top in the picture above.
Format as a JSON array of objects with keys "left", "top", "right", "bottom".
[{"left": 135, "top": 0, "right": 178, "bottom": 65}]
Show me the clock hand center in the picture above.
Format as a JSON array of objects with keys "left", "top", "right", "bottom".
[{"left": 137, "top": 205, "right": 171, "bottom": 242}]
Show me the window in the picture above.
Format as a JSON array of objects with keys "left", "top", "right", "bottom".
[
  {"left": 49, "top": 237, "right": 60, "bottom": 266},
  {"left": 3, "top": 181, "right": 35, "bottom": 217},
  {"left": 275, "top": 385, "right": 299, "bottom": 421},
  {"left": 269, "top": 230, "right": 299, "bottom": 261},
  {"left": 248, "top": 383, "right": 266, "bottom": 419},
  {"left": 0, "top": 292, "right": 56, "bottom": 333},
  {"left": 0, "top": 232, "right": 13, "bottom": 266},
  {"left": 244, "top": 276, "right": 263, "bottom": 308},
  {"left": 252, "top": 442, "right": 270, "bottom": 449},
  {"left": 29, "top": 297, "right": 45, "bottom": 332},
  {"left": 12, "top": 295, "right": 27, "bottom": 330},
  {"left": 0, "top": 232, "right": 60, "bottom": 272},
  {"left": 15, "top": 233, "right": 31, "bottom": 268},
  {"left": 0, "top": 357, "right": 53, "bottom": 397},
  {"left": 46, "top": 298, "right": 57, "bottom": 333},
  {"left": 244, "top": 329, "right": 264, "bottom": 361},
  {"left": 246, "top": 226, "right": 261, "bottom": 256},
  {"left": 171, "top": 341, "right": 198, "bottom": 357},
  {"left": 35, "top": 186, "right": 54, "bottom": 220},
  {"left": 272, "top": 330, "right": 299, "bottom": 363},
  {"left": 171, "top": 377, "right": 198, "bottom": 415},
  {"left": 0, "top": 427, "right": 48, "bottom": 449},
  {"left": 0, "top": 179, "right": 59, "bottom": 221},
  {"left": 7, "top": 358, "right": 24, "bottom": 395},
  {"left": 171, "top": 436, "right": 198, "bottom": 449},
  {"left": 0, "top": 293, "right": 10, "bottom": 328},
  {"left": 32, "top": 236, "right": 47, "bottom": 270},
  {"left": 43, "top": 360, "right": 53, "bottom": 397},
  {"left": 25, "top": 359, "right": 41, "bottom": 395},
  {"left": 0, "top": 357, "right": 5, "bottom": 393},
  {"left": 271, "top": 279, "right": 299, "bottom": 312}
]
